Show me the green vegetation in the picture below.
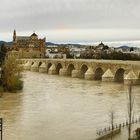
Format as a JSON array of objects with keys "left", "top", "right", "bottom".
[
  {"left": 0, "top": 43, "right": 7, "bottom": 65},
  {"left": 0, "top": 86, "right": 3, "bottom": 97},
  {"left": 100, "top": 51, "right": 140, "bottom": 60},
  {"left": 1, "top": 55, "right": 23, "bottom": 92},
  {"left": 66, "top": 51, "right": 73, "bottom": 58},
  {"left": 0, "top": 43, "right": 7, "bottom": 95},
  {"left": 80, "top": 51, "right": 140, "bottom": 60},
  {"left": 135, "top": 128, "right": 140, "bottom": 140},
  {"left": 0, "top": 44, "right": 23, "bottom": 93}
]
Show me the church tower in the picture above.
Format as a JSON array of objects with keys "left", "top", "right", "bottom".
[{"left": 13, "top": 29, "right": 16, "bottom": 42}]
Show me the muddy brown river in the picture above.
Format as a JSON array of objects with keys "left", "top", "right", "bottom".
[{"left": 0, "top": 71, "right": 140, "bottom": 140}]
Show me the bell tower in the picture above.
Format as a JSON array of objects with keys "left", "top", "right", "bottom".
[{"left": 13, "top": 29, "right": 16, "bottom": 42}]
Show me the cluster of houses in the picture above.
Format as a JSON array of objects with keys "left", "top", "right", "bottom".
[{"left": 46, "top": 42, "right": 140, "bottom": 59}]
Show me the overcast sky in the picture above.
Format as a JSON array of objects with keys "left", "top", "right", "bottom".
[{"left": 0, "top": 0, "right": 140, "bottom": 43}]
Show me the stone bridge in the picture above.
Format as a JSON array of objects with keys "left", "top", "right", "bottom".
[{"left": 20, "top": 59, "right": 140, "bottom": 84}]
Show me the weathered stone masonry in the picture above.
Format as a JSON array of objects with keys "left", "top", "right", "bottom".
[{"left": 20, "top": 59, "right": 140, "bottom": 85}]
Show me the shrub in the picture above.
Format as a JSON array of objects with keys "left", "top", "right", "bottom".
[
  {"left": 15, "top": 80, "right": 23, "bottom": 90},
  {"left": 2, "top": 55, "right": 23, "bottom": 92},
  {"left": 0, "top": 86, "right": 3, "bottom": 92}
]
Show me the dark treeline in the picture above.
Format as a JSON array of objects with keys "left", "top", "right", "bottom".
[
  {"left": 0, "top": 44, "right": 7, "bottom": 66},
  {"left": 80, "top": 51, "right": 140, "bottom": 60},
  {"left": 0, "top": 44, "right": 7, "bottom": 89},
  {"left": 0, "top": 43, "right": 23, "bottom": 93}
]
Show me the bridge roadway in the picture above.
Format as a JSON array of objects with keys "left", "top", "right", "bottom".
[{"left": 20, "top": 59, "right": 140, "bottom": 85}]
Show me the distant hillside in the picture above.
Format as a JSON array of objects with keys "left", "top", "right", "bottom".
[
  {"left": 0, "top": 41, "right": 12, "bottom": 46},
  {"left": 46, "top": 42, "right": 57, "bottom": 46},
  {"left": 1, "top": 41, "right": 139, "bottom": 50},
  {"left": 118, "top": 45, "right": 130, "bottom": 49},
  {"left": 0, "top": 41, "right": 83, "bottom": 48},
  {"left": 46, "top": 42, "right": 83, "bottom": 47},
  {"left": 117, "top": 45, "right": 139, "bottom": 51}
]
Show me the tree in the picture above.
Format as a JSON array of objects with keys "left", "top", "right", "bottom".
[
  {"left": 135, "top": 128, "right": 140, "bottom": 139},
  {"left": 130, "top": 47, "right": 134, "bottom": 52},
  {"left": 1, "top": 55, "right": 23, "bottom": 92},
  {"left": 102, "top": 45, "right": 109, "bottom": 50},
  {"left": 109, "top": 108, "right": 115, "bottom": 140},
  {"left": 127, "top": 82, "right": 134, "bottom": 140},
  {"left": 0, "top": 43, "right": 7, "bottom": 66}
]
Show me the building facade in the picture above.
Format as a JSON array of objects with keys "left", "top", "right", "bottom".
[{"left": 12, "top": 30, "right": 46, "bottom": 58}]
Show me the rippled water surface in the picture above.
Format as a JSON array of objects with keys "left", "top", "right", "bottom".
[{"left": 0, "top": 71, "right": 140, "bottom": 140}]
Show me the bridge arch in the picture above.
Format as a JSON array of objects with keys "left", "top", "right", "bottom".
[
  {"left": 67, "top": 64, "right": 75, "bottom": 76},
  {"left": 114, "top": 68, "right": 125, "bottom": 82},
  {"left": 94, "top": 67, "right": 104, "bottom": 80},
  {"left": 47, "top": 63, "right": 52, "bottom": 73},
  {"left": 38, "top": 62, "right": 42, "bottom": 67},
  {"left": 56, "top": 63, "right": 63, "bottom": 74},
  {"left": 80, "top": 64, "right": 88, "bottom": 78},
  {"left": 138, "top": 72, "right": 140, "bottom": 83},
  {"left": 31, "top": 61, "right": 34, "bottom": 65}
]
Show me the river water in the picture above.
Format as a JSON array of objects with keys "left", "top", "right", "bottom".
[{"left": 0, "top": 71, "right": 140, "bottom": 140}]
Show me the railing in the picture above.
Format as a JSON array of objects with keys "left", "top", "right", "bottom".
[
  {"left": 0, "top": 118, "right": 2, "bottom": 140},
  {"left": 96, "top": 129, "right": 121, "bottom": 140},
  {"left": 96, "top": 117, "right": 140, "bottom": 137}
]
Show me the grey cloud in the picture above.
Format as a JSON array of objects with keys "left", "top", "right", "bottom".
[{"left": 0, "top": 0, "right": 140, "bottom": 41}]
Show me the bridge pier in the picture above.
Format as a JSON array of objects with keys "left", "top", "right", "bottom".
[
  {"left": 59, "top": 68, "right": 68, "bottom": 76},
  {"left": 31, "top": 62, "right": 39, "bottom": 72},
  {"left": 72, "top": 70, "right": 80, "bottom": 78},
  {"left": 124, "top": 70, "right": 139, "bottom": 85},
  {"left": 39, "top": 63, "right": 47, "bottom": 73},
  {"left": 24, "top": 61, "right": 31, "bottom": 70},
  {"left": 48, "top": 64, "right": 57, "bottom": 75},
  {"left": 85, "top": 67, "right": 94, "bottom": 80},
  {"left": 124, "top": 79, "right": 139, "bottom": 85},
  {"left": 102, "top": 69, "right": 115, "bottom": 82}
]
